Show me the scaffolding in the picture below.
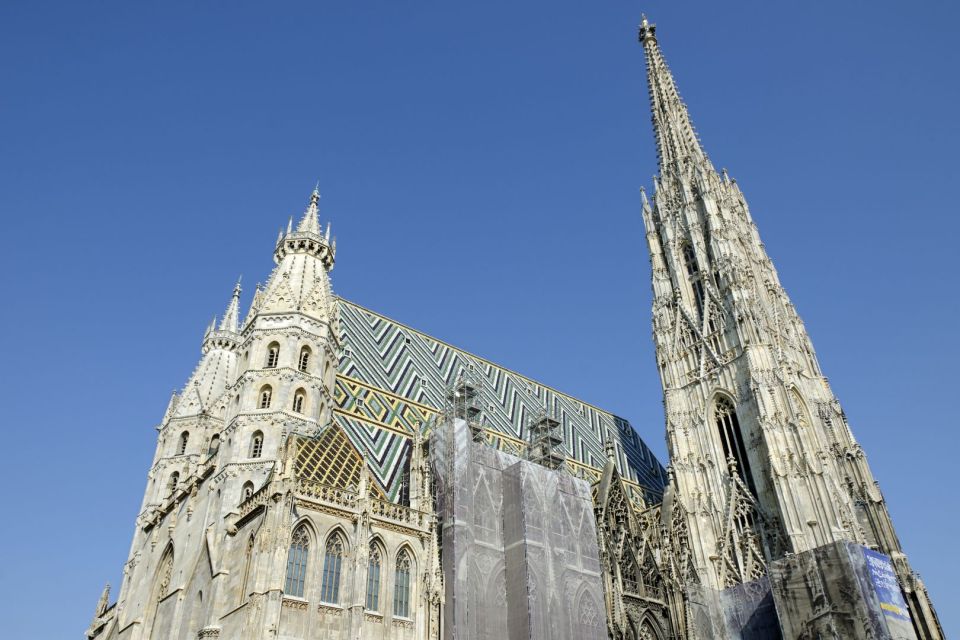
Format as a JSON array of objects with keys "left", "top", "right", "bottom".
[
  {"left": 444, "top": 367, "right": 485, "bottom": 442},
  {"left": 527, "top": 410, "right": 566, "bottom": 470}
]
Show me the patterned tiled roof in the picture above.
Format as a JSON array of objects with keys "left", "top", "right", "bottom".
[
  {"left": 293, "top": 426, "right": 385, "bottom": 498},
  {"left": 331, "top": 299, "right": 667, "bottom": 503}
]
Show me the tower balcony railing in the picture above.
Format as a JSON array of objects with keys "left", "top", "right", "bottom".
[
  {"left": 295, "top": 477, "right": 358, "bottom": 510},
  {"left": 370, "top": 496, "right": 426, "bottom": 528},
  {"left": 292, "top": 478, "right": 430, "bottom": 531}
]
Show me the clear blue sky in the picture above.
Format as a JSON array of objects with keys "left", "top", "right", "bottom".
[{"left": 1, "top": 1, "right": 957, "bottom": 636}]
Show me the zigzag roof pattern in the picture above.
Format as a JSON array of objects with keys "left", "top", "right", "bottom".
[{"left": 332, "top": 298, "right": 667, "bottom": 503}]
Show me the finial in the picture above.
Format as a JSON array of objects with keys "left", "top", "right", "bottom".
[
  {"left": 640, "top": 185, "right": 649, "bottom": 208},
  {"left": 287, "top": 216, "right": 293, "bottom": 234},
  {"left": 639, "top": 13, "right": 656, "bottom": 43},
  {"left": 296, "top": 186, "right": 321, "bottom": 234},
  {"left": 233, "top": 276, "right": 242, "bottom": 297}
]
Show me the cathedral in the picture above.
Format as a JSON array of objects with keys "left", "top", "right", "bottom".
[{"left": 86, "top": 17, "right": 944, "bottom": 640}]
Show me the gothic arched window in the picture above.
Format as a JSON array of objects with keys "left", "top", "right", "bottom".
[
  {"left": 393, "top": 549, "right": 412, "bottom": 618},
  {"left": 168, "top": 471, "right": 180, "bottom": 494},
  {"left": 258, "top": 386, "right": 272, "bottom": 409},
  {"left": 682, "top": 243, "right": 699, "bottom": 277},
  {"left": 177, "top": 431, "right": 189, "bottom": 455},
  {"left": 241, "top": 534, "right": 255, "bottom": 604},
  {"left": 284, "top": 524, "right": 310, "bottom": 598},
  {"left": 292, "top": 388, "right": 306, "bottom": 414},
  {"left": 241, "top": 481, "right": 254, "bottom": 502},
  {"left": 320, "top": 533, "right": 344, "bottom": 604},
  {"left": 682, "top": 243, "right": 705, "bottom": 319},
  {"left": 714, "top": 397, "right": 757, "bottom": 498},
  {"left": 249, "top": 431, "right": 264, "bottom": 459},
  {"left": 155, "top": 545, "right": 174, "bottom": 601},
  {"left": 265, "top": 342, "right": 280, "bottom": 369},
  {"left": 365, "top": 543, "right": 382, "bottom": 611},
  {"left": 298, "top": 347, "right": 311, "bottom": 373}
]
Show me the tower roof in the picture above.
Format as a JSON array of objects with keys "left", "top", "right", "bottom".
[
  {"left": 297, "top": 186, "right": 322, "bottom": 235},
  {"left": 638, "top": 15, "right": 711, "bottom": 173},
  {"left": 273, "top": 187, "right": 336, "bottom": 270}
]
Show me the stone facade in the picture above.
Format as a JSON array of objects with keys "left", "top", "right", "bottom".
[{"left": 88, "top": 15, "right": 943, "bottom": 640}]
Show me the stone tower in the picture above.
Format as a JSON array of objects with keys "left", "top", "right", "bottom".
[
  {"left": 637, "top": 16, "right": 942, "bottom": 639},
  {"left": 90, "top": 189, "right": 346, "bottom": 639}
]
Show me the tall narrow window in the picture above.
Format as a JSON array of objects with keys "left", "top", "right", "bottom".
[
  {"left": 259, "top": 386, "right": 272, "bottom": 409},
  {"left": 265, "top": 342, "right": 280, "bottom": 369},
  {"left": 365, "top": 544, "right": 382, "bottom": 611},
  {"left": 284, "top": 524, "right": 310, "bottom": 598},
  {"left": 168, "top": 471, "right": 180, "bottom": 494},
  {"left": 292, "top": 389, "right": 306, "bottom": 414},
  {"left": 298, "top": 347, "right": 311, "bottom": 373},
  {"left": 207, "top": 434, "right": 220, "bottom": 456},
  {"left": 683, "top": 243, "right": 705, "bottom": 319},
  {"left": 714, "top": 397, "right": 757, "bottom": 498},
  {"left": 241, "top": 481, "right": 255, "bottom": 502},
  {"left": 241, "top": 534, "right": 255, "bottom": 604},
  {"left": 393, "top": 549, "right": 412, "bottom": 618},
  {"left": 249, "top": 431, "right": 264, "bottom": 459},
  {"left": 177, "top": 431, "right": 189, "bottom": 455},
  {"left": 320, "top": 534, "right": 344, "bottom": 604}
]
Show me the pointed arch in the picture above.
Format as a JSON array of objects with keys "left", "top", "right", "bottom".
[
  {"left": 713, "top": 394, "right": 757, "bottom": 498},
  {"left": 320, "top": 529, "right": 346, "bottom": 604},
  {"left": 284, "top": 522, "right": 312, "bottom": 598},
  {"left": 240, "top": 533, "right": 255, "bottom": 604},
  {"left": 638, "top": 614, "right": 666, "bottom": 640},
  {"left": 241, "top": 481, "right": 255, "bottom": 502},
  {"left": 365, "top": 538, "right": 385, "bottom": 611},
  {"left": 393, "top": 546, "right": 414, "bottom": 618},
  {"left": 574, "top": 587, "right": 603, "bottom": 637},
  {"left": 155, "top": 543, "right": 175, "bottom": 601},
  {"left": 788, "top": 386, "right": 810, "bottom": 427},
  {"left": 681, "top": 241, "right": 705, "bottom": 319}
]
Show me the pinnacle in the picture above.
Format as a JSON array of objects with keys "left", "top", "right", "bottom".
[
  {"left": 296, "top": 186, "right": 322, "bottom": 235},
  {"left": 217, "top": 277, "right": 242, "bottom": 332}
]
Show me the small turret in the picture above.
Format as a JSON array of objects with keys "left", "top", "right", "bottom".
[{"left": 274, "top": 187, "right": 336, "bottom": 270}]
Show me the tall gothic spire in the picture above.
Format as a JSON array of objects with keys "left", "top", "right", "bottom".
[{"left": 638, "top": 16, "right": 710, "bottom": 172}]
